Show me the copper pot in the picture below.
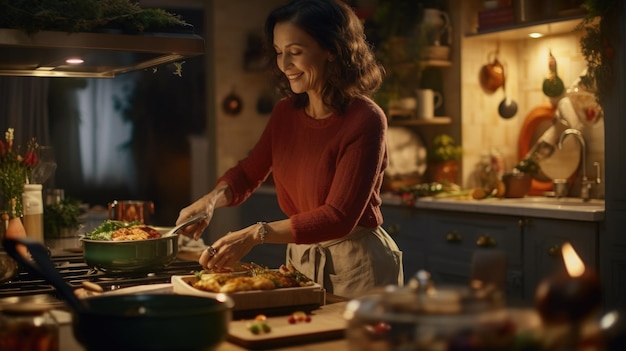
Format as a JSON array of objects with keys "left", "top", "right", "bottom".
[{"left": 479, "top": 52, "right": 505, "bottom": 94}]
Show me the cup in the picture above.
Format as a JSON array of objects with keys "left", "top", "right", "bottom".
[
  {"left": 108, "top": 200, "right": 154, "bottom": 224},
  {"left": 417, "top": 89, "right": 443, "bottom": 119}
]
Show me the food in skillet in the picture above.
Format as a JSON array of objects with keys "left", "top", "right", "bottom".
[
  {"left": 191, "top": 263, "right": 314, "bottom": 293},
  {"left": 83, "top": 220, "right": 162, "bottom": 241}
]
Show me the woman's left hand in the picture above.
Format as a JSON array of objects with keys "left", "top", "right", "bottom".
[{"left": 200, "top": 225, "right": 259, "bottom": 270}]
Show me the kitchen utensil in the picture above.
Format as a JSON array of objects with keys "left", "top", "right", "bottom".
[
  {"left": 107, "top": 200, "right": 154, "bottom": 224},
  {"left": 3, "top": 237, "right": 234, "bottom": 351},
  {"left": 479, "top": 52, "right": 504, "bottom": 94},
  {"left": 81, "top": 214, "right": 205, "bottom": 272},
  {"left": 163, "top": 212, "right": 207, "bottom": 237},
  {"left": 498, "top": 73, "right": 518, "bottom": 119},
  {"left": 542, "top": 51, "right": 565, "bottom": 98}
]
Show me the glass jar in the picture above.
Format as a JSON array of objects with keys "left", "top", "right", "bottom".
[{"left": 0, "top": 303, "right": 59, "bottom": 351}]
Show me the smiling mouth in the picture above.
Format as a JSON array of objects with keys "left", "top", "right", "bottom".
[{"left": 287, "top": 73, "right": 303, "bottom": 80}]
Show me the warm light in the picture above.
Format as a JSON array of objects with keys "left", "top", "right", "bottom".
[
  {"left": 528, "top": 32, "right": 544, "bottom": 39},
  {"left": 65, "top": 58, "right": 84, "bottom": 64},
  {"left": 562, "top": 242, "right": 585, "bottom": 277}
]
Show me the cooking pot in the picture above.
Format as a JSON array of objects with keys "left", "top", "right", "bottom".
[
  {"left": 3, "top": 237, "right": 234, "bottom": 351},
  {"left": 81, "top": 213, "right": 207, "bottom": 272},
  {"left": 479, "top": 52, "right": 505, "bottom": 94},
  {"left": 81, "top": 233, "right": 178, "bottom": 272}
]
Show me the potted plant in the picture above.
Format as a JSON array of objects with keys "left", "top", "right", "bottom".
[
  {"left": 368, "top": 0, "right": 426, "bottom": 112},
  {"left": 502, "top": 158, "right": 539, "bottom": 198},
  {"left": 43, "top": 197, "right": 82, "bottom": 238},
  {"left": 427, "top": 134, "right": 462, "bottom": 184}
]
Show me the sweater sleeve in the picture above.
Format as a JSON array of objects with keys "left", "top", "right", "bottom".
[{"left": 217, "top": 109, "right": 277, "bottom": 206}]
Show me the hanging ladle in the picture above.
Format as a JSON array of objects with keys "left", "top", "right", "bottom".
[{"left": 497, "top": 64, "right": 518, "bottom": 119}]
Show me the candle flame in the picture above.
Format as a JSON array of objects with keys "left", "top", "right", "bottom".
[{"left": 562, "top": 242, "right": 586, "bottom": 277}]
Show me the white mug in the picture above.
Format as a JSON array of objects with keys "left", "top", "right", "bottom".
[{"left": 417, "top": 89, "right": 443, "bottom": 119}]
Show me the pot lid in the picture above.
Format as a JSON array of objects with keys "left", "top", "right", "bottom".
[
  {"left": 352, "top": 270, "right": 505, "bottom": 318},
  {"left": 0, "top": 27, "right": 204, "bottom": 78}
]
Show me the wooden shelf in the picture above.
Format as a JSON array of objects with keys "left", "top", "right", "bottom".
[
  {"left": 389, "top": 117, "right": 452, "bottom": 126},
  {"left": 465, "top": 16, "right": 585, "bottom": 41},
  {"left": 422, "top": 59, "right": 452, "bottom": 68}
]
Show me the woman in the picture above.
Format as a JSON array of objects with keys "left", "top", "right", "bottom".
[{"left": 177, "top": 0, "right": 403, "bottom": 298}]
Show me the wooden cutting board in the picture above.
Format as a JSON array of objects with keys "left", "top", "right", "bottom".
[{"left": 227, "top": 301, "right": 348, "bottom": 350}]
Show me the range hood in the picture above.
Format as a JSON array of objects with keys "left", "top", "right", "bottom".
[{"left": 0, "top": 27, "right": 205, "bottom": 78}]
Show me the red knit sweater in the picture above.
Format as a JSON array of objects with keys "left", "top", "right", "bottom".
[{"left": 218, "top": 96, "right": 387, "bottom": 244}]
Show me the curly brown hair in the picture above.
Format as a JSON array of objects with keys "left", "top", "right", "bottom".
[{"left": 264, "top": 0, "right": 385, "bottom": 114}]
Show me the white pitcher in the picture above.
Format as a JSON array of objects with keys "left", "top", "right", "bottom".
[{"left": 416, "top": 89, "right": 443, "bottom": 119}]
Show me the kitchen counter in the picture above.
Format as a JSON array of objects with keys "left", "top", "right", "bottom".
[
  {"left": 381, "top": 194, "right": 605, "bottom": 221},
  {"left": 55, "top": 290, "right": 351, "bottom": 351}
]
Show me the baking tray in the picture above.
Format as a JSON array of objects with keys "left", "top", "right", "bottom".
[{"left": 171, "top": 275, "right": 325, "bottom": 318}]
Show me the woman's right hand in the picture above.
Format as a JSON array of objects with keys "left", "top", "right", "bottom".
[{"left": 176, "top": 182, "right": 231, "bottom": 240}]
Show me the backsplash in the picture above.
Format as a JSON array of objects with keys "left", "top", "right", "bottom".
[{"left": 461, "top": 30, "right": 605, "bottom": 198}]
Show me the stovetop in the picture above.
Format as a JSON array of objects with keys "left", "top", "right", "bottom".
[{"left": 0, "top": 251, "right": 203, "bottom": 301}]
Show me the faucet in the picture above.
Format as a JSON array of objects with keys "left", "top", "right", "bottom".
[{"left": 557, "top": 128, "right": 601, "bottom": 201}]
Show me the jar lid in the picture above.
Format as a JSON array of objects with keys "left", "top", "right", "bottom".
[{"left": 2, "top": 303, "right": 52, "bottom": 315}]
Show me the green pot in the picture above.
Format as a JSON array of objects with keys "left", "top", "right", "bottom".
[
  {"left": 81, "top": 234, "right": 178, "bottom": 272},
  {"left": 73, "top": 294, "right": 233, "bottom": 351}
]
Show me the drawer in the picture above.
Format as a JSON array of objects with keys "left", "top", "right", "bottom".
[{"left": 426, "top": 212, "right": 522, "bottom": 266}]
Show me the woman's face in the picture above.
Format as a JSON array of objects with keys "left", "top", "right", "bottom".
[{"left": 273, "top": 21, "right": 332, "bottom": 96}]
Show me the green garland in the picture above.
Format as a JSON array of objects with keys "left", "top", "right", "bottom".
[
  {"left": 577, "top": 0, "right": 622, "bottom": 105},
  {"left": 0, "top": 0, "right": 187, "bottom": 34}
]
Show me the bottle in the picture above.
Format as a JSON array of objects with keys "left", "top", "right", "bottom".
[{"left": 22, "top": 184, "right": 44, "bottom": 243}]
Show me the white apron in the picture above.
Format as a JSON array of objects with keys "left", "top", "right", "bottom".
[{"left": 286, "top": 226, "right": 403, "bottom": 298}]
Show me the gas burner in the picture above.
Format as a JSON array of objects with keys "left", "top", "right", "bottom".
[{"left": 0, "top": 252, "right": 203, "bottom": 299}]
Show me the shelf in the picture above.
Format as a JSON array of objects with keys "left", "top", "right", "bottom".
[
  {"left": 465, "top": 16, "right": 585, "bottom": 41},
  {"left": 389, "top": 117, "right": 452, "bottom": 126},
  {"left": 422, "top": 59, "right": 452, "bottom": 68}
]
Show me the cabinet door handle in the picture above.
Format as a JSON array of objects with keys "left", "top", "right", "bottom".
[
  {"left": 547, "top": 245, "right": 561, "bottom": 257},
  {"left": 518, "top": 219, "right": 530, "bottom": 228},
  {"left": 445, "top": 231, "right": 462, "bottom": 243},
  {"left": 476, "top": 235, "right": 496, "bottom": 247}
]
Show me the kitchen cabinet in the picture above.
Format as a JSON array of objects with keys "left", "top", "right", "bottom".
[
  {"left": 522, "top": 217, "right": 599, "bottom": 300},
  {"left": 383, "top": 203, "right": 599, "bottom": 305},
  {"left": 380, "top": 204, "right": 428, "bottom": 282},
  {"left": 424, "top": 210, "right": 524, "bottom": 301}
]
